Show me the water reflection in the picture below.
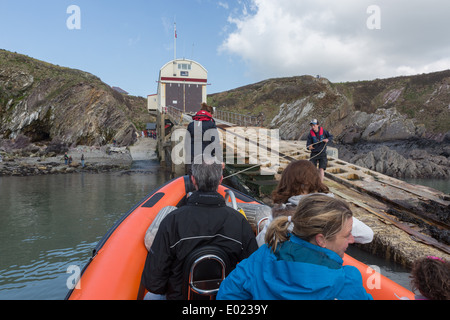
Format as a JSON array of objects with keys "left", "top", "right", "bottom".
[{"left": 0, "top": 163, "right": 169, "bottom": 300}]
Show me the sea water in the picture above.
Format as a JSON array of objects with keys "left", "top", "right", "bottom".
[{"left": 0, "top": 161, "right": 168, "bottom": 300}]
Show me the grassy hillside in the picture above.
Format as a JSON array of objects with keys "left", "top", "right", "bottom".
[{"left": 208, "top": 71, "right": 450, "bottom": 136}]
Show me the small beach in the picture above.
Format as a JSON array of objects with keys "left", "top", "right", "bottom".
[{"left": 0, "top": 138, "right": 157, "bottom": 176}]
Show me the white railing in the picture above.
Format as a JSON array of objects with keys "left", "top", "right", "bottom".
[
  {"left": 164, "top": 106, "right": 265, "bottom": 127},
  {"left": 214, "top": 109, "right": 265, "bottom": 127}
]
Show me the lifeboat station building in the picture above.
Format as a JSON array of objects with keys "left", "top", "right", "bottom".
[{"left": 148, "top": 59, "right": 208, "bottom": 114}]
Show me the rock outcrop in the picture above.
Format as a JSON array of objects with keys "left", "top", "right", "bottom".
[
  {"left": 0, "top": 50, "right": 150, "bottom": 148},
  {"left": 209, "top": 71, "right": 450, "bottom": 179}
]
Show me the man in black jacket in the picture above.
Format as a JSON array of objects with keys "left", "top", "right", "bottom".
[{"left": 142, "top": 156, "right": 258, "bottom": 300}]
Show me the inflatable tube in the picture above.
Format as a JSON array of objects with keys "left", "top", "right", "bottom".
[
  {"left": 66, "top": 175, "right": 414, "bottom": 300},
  {"left": 343, "top": 254, "right": 414, "bottom": 300}
]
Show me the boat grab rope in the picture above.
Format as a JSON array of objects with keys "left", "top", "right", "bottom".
[{"left": 306, "top": 140, "right": 328, "bottom": 161}]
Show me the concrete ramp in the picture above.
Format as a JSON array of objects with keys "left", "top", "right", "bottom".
[{"left": 129, "top": 138, "right": 158, "bottom": 161}]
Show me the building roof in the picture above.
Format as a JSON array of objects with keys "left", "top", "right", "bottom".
[{"left": 159, "top": 59, "right": 208, "bottom": 75}]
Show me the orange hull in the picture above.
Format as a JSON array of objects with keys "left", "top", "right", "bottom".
[{"left": 67, "top": 176, "right": 414, "bottom": 300}]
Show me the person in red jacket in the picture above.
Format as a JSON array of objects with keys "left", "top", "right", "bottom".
[
  {"left": 185, "top": 103, "right": 220, "bottom": 175},
  {"left": 306, "top": 119, "right": 333, "bottom": 182}
]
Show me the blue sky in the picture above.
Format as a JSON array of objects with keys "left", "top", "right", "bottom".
[
  {"left": 1, "top": 0, "right": 450, "bottom": 97},
  {"left": 1, "top": 0, "right": 249, "bottom": 97}
]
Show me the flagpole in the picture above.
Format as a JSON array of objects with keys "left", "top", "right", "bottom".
[{"left": 174, "top": 22, "right": 177, "bottom": 61}]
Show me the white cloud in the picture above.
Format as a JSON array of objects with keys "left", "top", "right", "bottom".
[
  {"left": 217, "top": 2, "right": 229, "bottom": 10},
  {"left": 396, "top": 58, "right": 450, "bottom": 77},
  {"left": 220, "top": 0, "right": 450, "bottom": 82}
]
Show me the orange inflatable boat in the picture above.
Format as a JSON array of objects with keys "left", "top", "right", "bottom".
[{"left": 66, "top": 175, "right": 414, "bottom": 300}]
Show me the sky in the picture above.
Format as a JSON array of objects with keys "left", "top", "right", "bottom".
[{"left": 1, "top": 0, "right": 450, "bottom": 98}]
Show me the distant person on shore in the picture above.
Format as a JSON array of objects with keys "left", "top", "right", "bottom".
[
  {"left": 81, "top": 154, "right": 85, "bottom": 168},
  {"left": 185, "top": 102, "right": 221, "bottom": 175},
  {"left": 64, "top": 152, "right": 69, "bottom": 165},
  {"left": 410, "top": 256, "right": 450, "bottom": 300},
  {"left": 217, "top": 194, "right": 373, "bottom": 300},
  {"left": 306, "top": 119, "right": 333, "bottom": 182},
  {"left": 256, "top": 160, "right": 373, "bottom": 246}
]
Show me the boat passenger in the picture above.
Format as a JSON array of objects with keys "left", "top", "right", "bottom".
[
  {"left": 142, "top": 156, "right": 258, "bottom": 300},
  {"left": 217, "top": 194, "right": 373, "bottom": 300},
  {"left": 185, "top": 102, "right": 220, "bottom": 175},
  {"left": 410, "top": 256, "right": 450, "bottom": 300},
  {"left": 256, "top": 160, "right": 373, "bottom": 246}
]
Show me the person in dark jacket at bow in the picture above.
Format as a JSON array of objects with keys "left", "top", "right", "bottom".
[
  {"left": 142, "top": 156, "right": 258, "bottom": 300},
  {"left": 306, "top": 119, "right": 333, "bottom": 182},
  {"left": 185, "top": 103, "right": 221, "bottom": 175}
]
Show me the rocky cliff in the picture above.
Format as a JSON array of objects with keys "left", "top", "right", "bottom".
[
  {"left": 209, "top": 71, "right": 450, "bottom": 179},
  {"left": 0, "top": 50, "right": 150, "bottom": 148}
]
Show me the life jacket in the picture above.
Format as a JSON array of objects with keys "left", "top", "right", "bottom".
[
  {"left": 192, "top": 110, "right": 213, "bottom": 122},
  {"left": 310, "top": 127, "right": 324, "bottom": 144}
]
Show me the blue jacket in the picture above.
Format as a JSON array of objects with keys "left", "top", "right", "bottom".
[{"left": 217, "top": 235, "right": 372, "bottom": 300}]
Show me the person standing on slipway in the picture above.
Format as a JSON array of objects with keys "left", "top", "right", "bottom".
[
  {"left": 306, "top": 119, "right": 333, "bottom": 182},
  {"left": 185, "top": 103, "right": 220, "bottom": 175}
]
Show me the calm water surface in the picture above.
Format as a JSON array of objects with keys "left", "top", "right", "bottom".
[
  {"left": 0, "top": 161, "right": 169, "bottom": 300},
  {"left": 403, "top": 178, "right": 450, "bottom": 194}
]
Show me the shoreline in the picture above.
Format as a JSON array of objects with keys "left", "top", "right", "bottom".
[
  {"left": 0, "top": 145, "right": 133, "bottom": 177},
  {"left": 0, "top": 137, "right": 159, "bottom": 177}
]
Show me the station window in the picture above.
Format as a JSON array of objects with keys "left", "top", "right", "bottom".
[{"left": 178, "top": 63, "right": 192, "bottom": 70}]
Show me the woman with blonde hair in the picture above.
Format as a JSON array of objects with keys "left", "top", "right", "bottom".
[
  {"left": 217, "top": 194, "right": 373, "bottom": 300},
  {"left": 256, "top": 160, "right": 373, "bottom": 246}
]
